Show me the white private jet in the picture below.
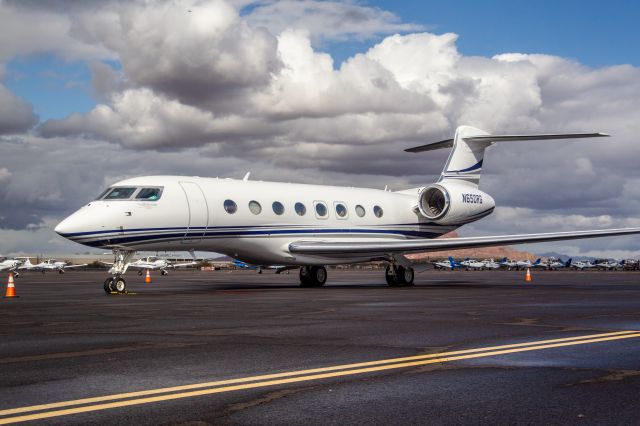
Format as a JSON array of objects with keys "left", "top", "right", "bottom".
[
  {"left": 102, "top": 254, "right": 197, "bottom": 276},
  {"left": 54, "top": 125, "right": 640, "bottom": 294}
]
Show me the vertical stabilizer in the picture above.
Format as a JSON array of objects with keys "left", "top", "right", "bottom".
[
  {"left": 405, "top": 126, "right": 608, "bottom": 189},
  {"left": 439, "top": 125, "right": 491, "bottom": 188}
]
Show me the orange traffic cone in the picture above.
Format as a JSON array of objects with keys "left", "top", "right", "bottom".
[
  {"left": 144, "top": 269, "right": 152, "bottom": 284},
  {"left": 4, "top": 273, "right": 18, "bottom": 298},
  {"left": 525, "top": 267, "right": 532, "bottom": 282}
]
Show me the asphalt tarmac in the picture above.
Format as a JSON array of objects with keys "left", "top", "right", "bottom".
[{"left": 1, "top": 269, "right": 639, "bottom": 425}]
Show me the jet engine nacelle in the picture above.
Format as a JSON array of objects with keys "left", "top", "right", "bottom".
[{"left": 417, "top": 181, "right": 495, "bottom": 225}]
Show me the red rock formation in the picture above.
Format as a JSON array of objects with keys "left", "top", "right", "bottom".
[{"left": 406, "top": 231, "right": 537, "bottom": 261}]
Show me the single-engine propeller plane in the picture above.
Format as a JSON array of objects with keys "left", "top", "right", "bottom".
[{"left": 54, "top": 125, "right": 640, "bottom": 293}]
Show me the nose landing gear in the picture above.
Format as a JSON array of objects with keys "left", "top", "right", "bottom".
[{"left": 104, "top": 250, "right": 135, "bottom": 295}]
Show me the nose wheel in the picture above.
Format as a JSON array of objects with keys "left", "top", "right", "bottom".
[
  {"left": 104, "top": 277, "right": 127, "bottom": 294},
  {"left": 104, "top": 249, "right": 135, "bottom": 294}
]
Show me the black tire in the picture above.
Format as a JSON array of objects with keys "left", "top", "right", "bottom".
[
  {"left": 386, "top": 265, "right": 414, "bottom": 287},
  {"left": 399, "top": 266, "right": 415, "bottom": 286},
  {"left": 310, "top": 266, "right": 327, "bottom": 286},
  {"left": 299, "top": 266, "right": 311, "bottom": 286},
  {"left": 104, "top": 277, "right": 114, "bottom": 294},
  {"left": 161, "top": 270, "right": 168, "bottom": 276},
  {"left": 299, "top": 266, "right": 327, "bottom": 287},
  {"left": 385, "top": 265, "right": 400, "bottom": 286},
  {"left": 138, "top": 270, "right": 143, "bottom": 276},
  {"left": 113, "top": 277, "right": 126, "bottom": 293}
]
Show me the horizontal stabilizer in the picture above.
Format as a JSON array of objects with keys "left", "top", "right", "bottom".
[
  {"left": 289, "top": 228, "right": 640, "bottom": 256},
  {"left": 405, "top": 132, "right": 608, "bottom": 153}
]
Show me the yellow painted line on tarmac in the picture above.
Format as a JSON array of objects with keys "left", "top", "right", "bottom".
[
  {"left": 0, "top": 330, "right": 632, "bottom": 417},
  {"left": 0, "top": 330, "right": 638, "bottom": 424}
]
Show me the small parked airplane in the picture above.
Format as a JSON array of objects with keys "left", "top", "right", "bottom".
[
  {"left": 547, "top": 258, "right": 572, "bottom": 270},
  {"left": 17, "top": 258, "right": 87, "bottom": 274},
  {"left": 0, "top": 258, "right": 23, "bottom": 275},
  {"left": 596, "top": 259, "right": 625, "bottom": 270},
  {"left": 460, "top": 258, "right": 486, "bottom": 270},
  {"left": 572, "top": 260, "right": 598, "bottom": 270},
  {"left": 499, "top": 258, "right": 518, "bottom": 270},
  {"left": 54, "top": 125, "right": 640, "bottom": 294},
  {"left": 102, "top": 254, "right": 197, "bottom": 276},
  {"left": 516, "top": 258, "right": 542, "bottom": 270},
  {"left": 232, "top": 259, "right": 295, "bottom": 274},
  {"left": 481, "top": 259, "right": 501, "bottom": 269},
  {"left": 432, "top": 256, "right": 460, "bottom": 270}
]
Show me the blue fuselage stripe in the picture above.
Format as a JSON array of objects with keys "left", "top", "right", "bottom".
[{"left": 64, "top": 227, "right": 447, "bottom": 248}]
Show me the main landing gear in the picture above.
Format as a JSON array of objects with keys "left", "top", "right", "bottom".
[
  {"left": 299, "top": 266, "right": 327, "bottom": 287},
  {"left": 104, "top": 250, "right": 135, "bottom": 295},
  {"left": 385, "top": 264, "right": 415, "bottom": 287}
]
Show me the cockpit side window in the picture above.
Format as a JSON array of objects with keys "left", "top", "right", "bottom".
[
  {"left": 135, "top": 187, "right": 163, "bottom": 201},
  {"left": 102, "top": 187, "right": 137, "bottom": 200},
  {"left": 95, "top": 188, "right": 112, "bottom": 200}
]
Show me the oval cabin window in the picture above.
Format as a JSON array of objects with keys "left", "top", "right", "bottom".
[
  {"left": 224, "top": 199, "right": 238, "bottom": 214},
  {"left": 335, "top": 203, "right": 347, "bottom": 218},
  {"left": 248, "top": 200, "right": 262, "bottom": 215},
  {"left": 315, "top": 202, "right": 328, "bottom": 218},
  {"left": 295, "top": 202, "right": 306, "bottom": 216},
  {"left": 272, "top": 201, "right": 285, "bottom": 215}
]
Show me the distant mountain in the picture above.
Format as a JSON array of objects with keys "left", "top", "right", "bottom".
[{"left": 538, "top": 252, "right": 597, "bottom": 262}]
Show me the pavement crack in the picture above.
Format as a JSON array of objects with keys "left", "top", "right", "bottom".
[
  {"left": 564, "top": 369, "right": 640, "bottom": 387},
  {"left": 220, "top": 386, "right": 317, "bottom": 417},
  {"left": 0, "top": 342, "right": 202, "bottom": 364}
]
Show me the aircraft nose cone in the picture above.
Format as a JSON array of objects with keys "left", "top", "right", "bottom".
[{"left": 54, "top": 216, "right": 75, "bottom": 236}]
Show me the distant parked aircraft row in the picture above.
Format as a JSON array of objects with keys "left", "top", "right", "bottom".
[
  {"left": 431, "top": 257, "right": 633, "bottom": 271},
  {"left": 0, "top": 257, "right": 87, "bottom": 276}
]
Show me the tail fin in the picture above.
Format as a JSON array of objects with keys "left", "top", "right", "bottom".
[
  {"left": 566, "top": 258, "right": 572, "bottom": 267},
  {"left": 533, "top": 258, "right": 541, "bottom": 265},
  {"left": 448, "top": 256, "right": 456, "bottom": 268},
  {"left": 405, "top": 125, "right": 608, "bottom": 188},
  {"left": 500, "top": 257, "right": 507, "bottom": 263}
]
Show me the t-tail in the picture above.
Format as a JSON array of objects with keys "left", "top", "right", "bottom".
[
  {"left": 448, "top": 256, "right": 458, "bottom": 269},
  {"left": 405, "top": 125, "right": 609, "bottom": 188}
]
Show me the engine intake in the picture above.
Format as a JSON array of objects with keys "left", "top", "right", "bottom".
[
  {"left": 417, "top": 182, "right": 495, "bottom": 225},
  {"left": 418, "top": 184, "right": 450, "bottom": 220}
]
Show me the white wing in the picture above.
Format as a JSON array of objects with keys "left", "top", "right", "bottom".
[
  {"left": 61, "top": 263, "right": 88, "bottom": 269},
  {"left": 289, "top": 228, "right": 640, "bottom": 257}
]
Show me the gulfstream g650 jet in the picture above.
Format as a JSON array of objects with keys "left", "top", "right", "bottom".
[{"left": 55, "top": 126, "right": 640, "bottom": 293}]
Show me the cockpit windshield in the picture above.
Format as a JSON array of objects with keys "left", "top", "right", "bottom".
[
  {"left": 103, "top": 187, "right": 137, "bottom": 200},
  {"left": 96, "top": 186, "right": 164, "bottom": 201},
  {"left": 135, "top": 187, "right": 163, "bottom": 201}
]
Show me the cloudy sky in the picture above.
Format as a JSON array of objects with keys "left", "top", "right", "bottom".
[{"left": 1, "top": 0, "right": 639, "bottom": 258}]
